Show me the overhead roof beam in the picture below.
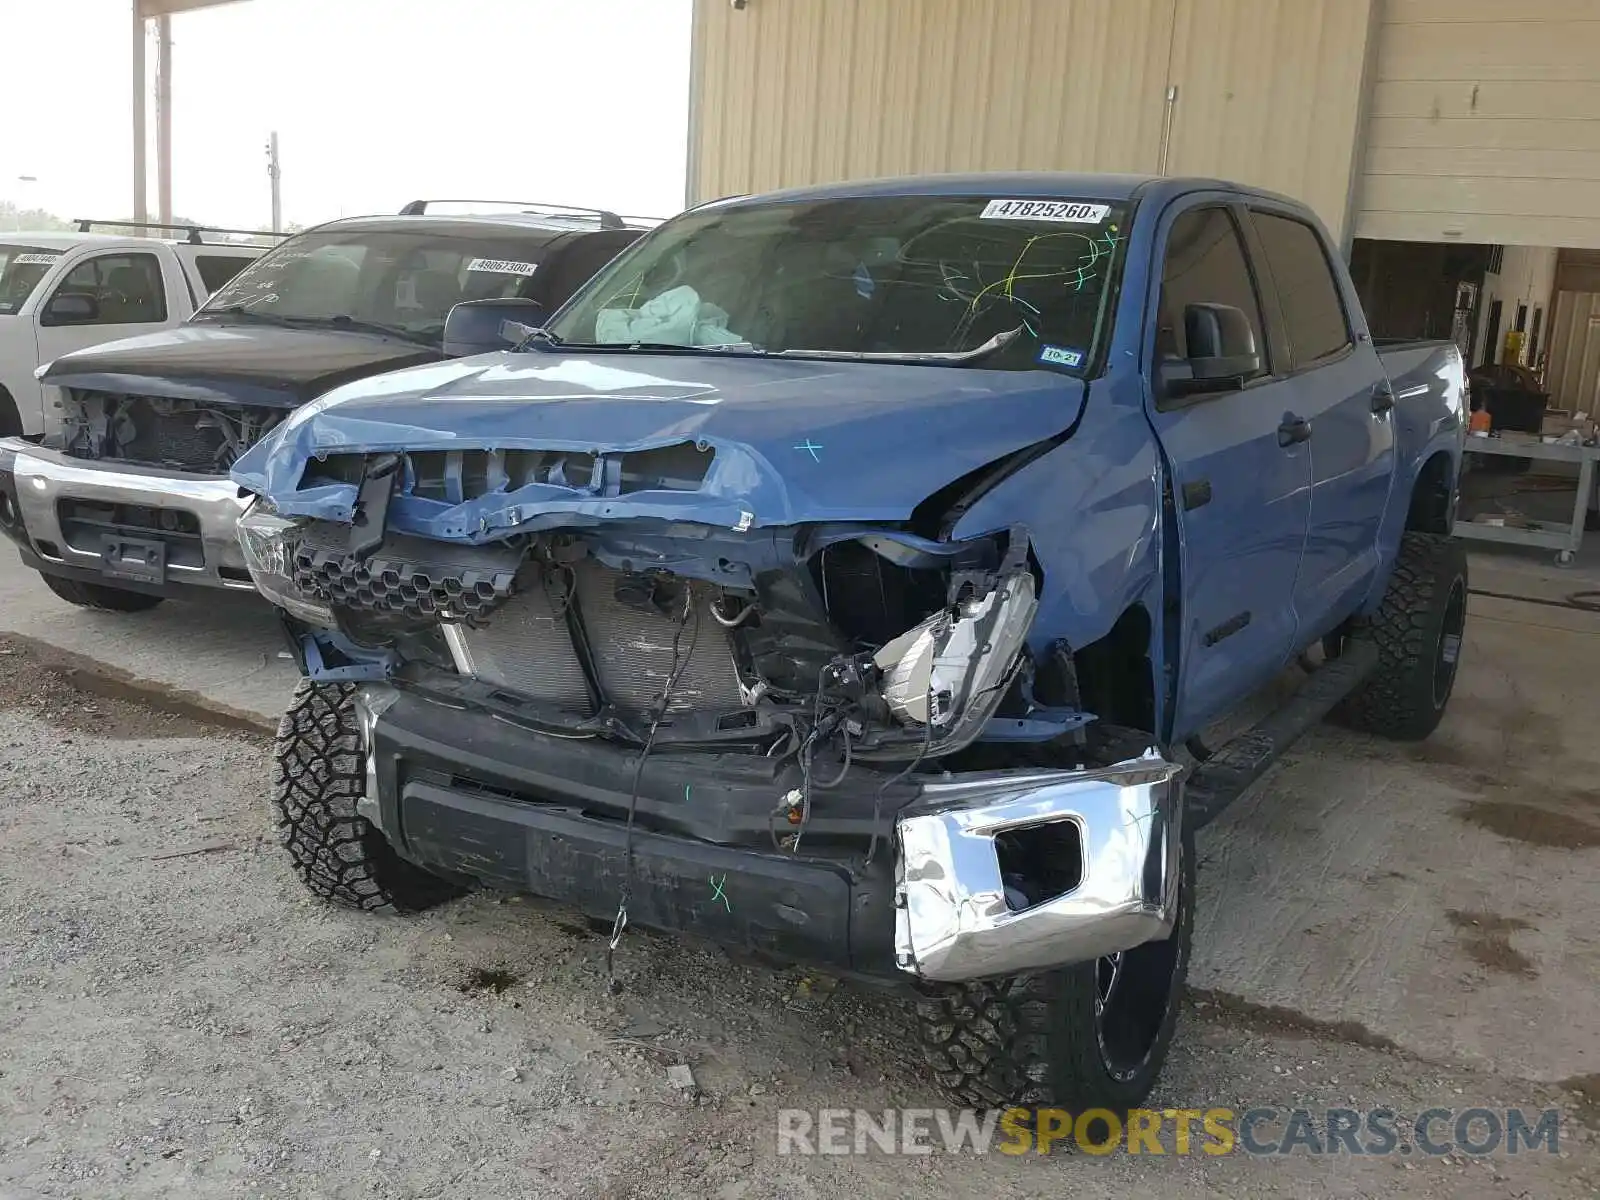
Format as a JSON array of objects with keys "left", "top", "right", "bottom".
[{"left": 137, "top": 0, "right": 246, "bottom": 16}]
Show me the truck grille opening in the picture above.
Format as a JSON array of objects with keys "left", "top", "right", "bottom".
[
  {"left": 62, "top": 389, "right": 287, "bottom": 474},
  {"left": 57, "top": 499, "right": 204, "bottom": 568},
  {"left": 456, "top": 561, "right": 743, "bottom": 717},
  {"left": 300, "top": 442, "right": 716, "bottom": 503}
]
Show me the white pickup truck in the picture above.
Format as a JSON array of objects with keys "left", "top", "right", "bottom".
[{"left": 0, "top": 222, "right": 279, "bottom": 440}]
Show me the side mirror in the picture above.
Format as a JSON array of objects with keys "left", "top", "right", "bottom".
[
  {"left": 1167, "top": 302, "right": 1262, "bottom": 398},
  {"left": 42, "top": 292, "right": 100, "bottom": 326},
  {"left": 442, "top": 298, "right": 547, "bottom": 358},
  {"left": 1185, "top": 302, "right": 1261, "bottom": 378}
]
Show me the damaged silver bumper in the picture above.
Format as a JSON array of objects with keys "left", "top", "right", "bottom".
[
  {"left": 0, "top": 439, "right": 255, "bottom": 591},
  {"left": 894, "top": 751, "right": 1184, "bottom": 982}
]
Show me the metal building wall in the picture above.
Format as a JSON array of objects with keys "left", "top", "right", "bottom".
[
  {"left": 1354, "top": 0, "right": 1600, "bottom": 248},
  {"left": 1162, "top": 0, "right": 1378, "bottom": 243},
  {"left": 688, "top": 0, "right": 1378, "bottom": 242},
  {"left": 689, "top": 0, "right": 1176, "bottom": 204}
]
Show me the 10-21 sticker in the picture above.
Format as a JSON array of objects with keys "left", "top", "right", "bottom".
[{"left": 980, "top": 199, "right": 1110, "bottom": 224}]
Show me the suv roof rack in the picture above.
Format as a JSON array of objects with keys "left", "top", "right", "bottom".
[
  {"left": 397, "top": 199, "right": 640, "bottom": 230},
  {"left": 72, "top": 219, "right": 290, "bottom": 245}
]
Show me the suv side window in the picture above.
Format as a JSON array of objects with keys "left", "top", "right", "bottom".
[
  {"left": 1250, "top": 212, "right": 1351, "bottom": 367},
  {"left": 1156, "top": 207, "right": 1267, "bottom": 371},
  {"left": 44, "top": 252, "right": 167, "bottom": 325}
]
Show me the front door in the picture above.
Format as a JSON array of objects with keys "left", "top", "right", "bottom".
[
  {"left": 1145, "top": 203, "right": 1312, "bottom": 740},
  {"left": 34, "top": 250, "right": 172, "bottom": 369}
]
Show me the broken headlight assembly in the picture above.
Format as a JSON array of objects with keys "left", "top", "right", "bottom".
[
  {"left": 236, "top": 500, "right": 336, "bottom": 628},
  {"left": 869, "top": 567, "right": 1038, "bottom": 756}
]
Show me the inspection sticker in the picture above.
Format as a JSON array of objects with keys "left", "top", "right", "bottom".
[
  {"left": 465, "top": 257, "right": 539, "bottom": 276},
  {"left": 1038, "top": 345, "right": 1085, "bottom": 368},
  {"left": 980, "top": 199, "right": 1110, "bottom": 224},
  {"left": 12, "top": 252, "right": 60, "bottom": 265}
]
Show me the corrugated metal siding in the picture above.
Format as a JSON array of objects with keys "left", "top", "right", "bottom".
[
  {"left": 690, "top": 0, "right": 1175, "bottom": 203},
  {"left": 690, "top": 0, "right": 1375, "bottom": 241},
  {"left": 1354, "top": 0, "right": 1600, "bottom": 247},
  {"left": 1545, "top": 291, "right": 1600, "bottom": 415},
  {"left": 1163, "top": 0, "right": 1377, "bottom": 242}
]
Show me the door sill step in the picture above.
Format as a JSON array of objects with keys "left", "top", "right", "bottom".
[{"left": 1186, "top": 639, "right": 1379, "bottom": 832}]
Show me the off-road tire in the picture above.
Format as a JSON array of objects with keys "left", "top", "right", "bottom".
[
  {"left": 40, "top": 573, "right": 164, "bottom": 612},
  {"left": 915, "top": 825, "right": 1196, "bottom": 1115},
  {"left": 1333, "top": 532, "right": 1467, "bottom": 742},
  {"left": 274, "top": 680, "right": 462, "bottom": 913}
]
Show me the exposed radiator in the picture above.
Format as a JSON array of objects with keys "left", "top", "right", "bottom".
[
  {"left": 63, "top": 390, "right": 286, "bottom": 473},
  {"left": 456, "top": 562, "right": 743, "bottom": 716}
]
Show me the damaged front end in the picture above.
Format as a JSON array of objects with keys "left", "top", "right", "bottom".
[
  {"left": 242, "top": 494, "right": 1051, "bottom": 759},
  {"left": 60, "top": 387, "right": 288, "bottom": 474},
  {"left": 238, "top": 443, "right": 1181, "bottom": 983}
]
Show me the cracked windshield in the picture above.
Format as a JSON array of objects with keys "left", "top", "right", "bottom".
[
  {"left": 198, "top": 229, "right": 561, "bottom": 345},
  {"left": 550, "top": 196, "right": 1129, "bottom": 369}
]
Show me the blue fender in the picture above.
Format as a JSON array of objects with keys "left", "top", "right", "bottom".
[{"left": 950, "top": 367, "right": 1170, "bottom": 733}]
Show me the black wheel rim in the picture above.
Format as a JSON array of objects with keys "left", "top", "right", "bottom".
[
  {"left": 1093, "top": 844, "right": 1186, "bottom": 1082},
  {"left": 1432, "top": 576, "right": 1467, "bottom": 709}
]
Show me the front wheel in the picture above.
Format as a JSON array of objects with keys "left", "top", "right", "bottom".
[
  {"left": 1333, "top": 532, "right": 1467, "bottom": 741},
  {"left": 915, "top": 824, "right": 1195, "bottom": 1115},
  {"left": 274, "top": 680, "right": 463, "bottom": 913},
  {"left": 39, "top": 572, "right": 164, "bottom": 612}
]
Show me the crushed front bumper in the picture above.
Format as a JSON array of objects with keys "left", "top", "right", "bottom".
[
  {"left": 356, "top": 681, "right": 1184, "bottom": 983},
  {"left": 0, "top": 438, "right": 255, "bottom": 594}
]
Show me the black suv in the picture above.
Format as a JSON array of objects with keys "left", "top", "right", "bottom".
[{"left": 0, "top": 201, "right": 649, "bottom": 611}]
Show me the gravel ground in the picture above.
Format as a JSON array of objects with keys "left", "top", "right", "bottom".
[{"left": 0, "top": 636, "right": 1594, "bottom": 1199}]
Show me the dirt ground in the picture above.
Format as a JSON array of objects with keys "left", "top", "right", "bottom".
[{"left": 0, "top": 636, "right": 1594, "bottom": 1199}]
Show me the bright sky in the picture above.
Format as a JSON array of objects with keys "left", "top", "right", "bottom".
[{"left": 0, "top": 0, "right": 692, "bottom": 229}]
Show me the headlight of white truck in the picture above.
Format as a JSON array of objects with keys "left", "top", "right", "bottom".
[
  {"left": 873, "top": 568, "right": 1038, "bottom": 753},
  {"left": 236, "top": 501, "right": 336, "bottom": 627}
]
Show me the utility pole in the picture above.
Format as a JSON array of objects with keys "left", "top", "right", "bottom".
[
  {"left": 265, "top": 131, "right": 282, "bottom": 232},
  {"left": 155, "top": 14, "right": 173, "bottom": 226},
  {"left": 132, "top": 3, "right": 147, "bottom": 229}
]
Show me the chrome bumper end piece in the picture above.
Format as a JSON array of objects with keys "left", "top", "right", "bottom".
[{"left": 894, "top": 750, "right": 1184, "bottom": 983}]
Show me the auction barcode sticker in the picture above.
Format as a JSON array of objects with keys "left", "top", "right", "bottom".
[
  {"left": 466, "top": 258, "right": 539, "bottom": 277},
  {"left": 12, "top": 252, "right": 60, "bottom": 265},
  {"left": 979, "top": 200, "right": 1110, "bottom": 223}
]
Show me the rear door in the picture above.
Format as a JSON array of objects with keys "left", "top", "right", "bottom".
[
  {"left": 1145, "top": 201, "right": 1312, "bottom": 738},
  {"left": 1243, "top": 205, "right": 1393, "bottom": 643},
  {"left": 180, "top": 247, "right": 263, "bottom": 300}
]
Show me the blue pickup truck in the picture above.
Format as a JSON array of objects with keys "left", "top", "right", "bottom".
[{"left": 229, "top": 173, "right": 1466, "bottom": 1114}]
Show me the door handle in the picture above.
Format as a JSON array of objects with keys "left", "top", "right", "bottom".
[
  {"left": 1278, "top": 416, "right": 1312, "bottom": 447},
  {"left": 1371, "top": 383, "right": 1395, "bottom": 414}
]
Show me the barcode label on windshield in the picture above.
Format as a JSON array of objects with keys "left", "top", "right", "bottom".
[
  {"left": 466, "top": 258, "right": 539, "bottom": 277},
  {"left": 980, "top": 200, "right": 1110, "bottom": 224},
  {"left": 12, "top": 252, "right": 60, "bottom": 265}
]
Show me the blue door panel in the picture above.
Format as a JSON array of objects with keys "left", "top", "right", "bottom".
[
  {"left": 1153, "top": 389, "right": 1310, "bottom": 739},
  {"left": 1294, "top": 347, "right": 1394, "bottom": 642}
]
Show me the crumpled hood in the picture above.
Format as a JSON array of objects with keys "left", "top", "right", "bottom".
[
  {"left": 233, "top": 349, "right": 1086, "bottom": 533},
  {"left": 42, "top": 322, "right": 440, "bottom": 410}
]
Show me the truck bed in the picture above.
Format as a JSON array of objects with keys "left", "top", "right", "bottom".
[{"left": 1375, "top": 338, "right": 1464, "bottom": 414}]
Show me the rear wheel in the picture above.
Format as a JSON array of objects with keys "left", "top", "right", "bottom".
[
  {"left": 1333, "top": 532, "right": 1467, "bottom": 741},
  {"left": 274, "top": 680, "right": 462, "bottom": 913},
  {"left": 915, "top": 824, "right": 1195, "bottom": 1115},
  {"left": 39, "top": 572, "right": 164, "bottom": 612}
]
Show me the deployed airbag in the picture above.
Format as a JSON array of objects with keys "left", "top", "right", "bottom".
[{"left": 595, "top": 285, "right": 744, "bottom": 347}]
